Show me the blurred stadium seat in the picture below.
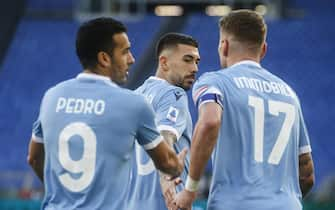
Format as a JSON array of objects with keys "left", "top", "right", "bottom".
[{"left": 27, "top": 0, "right": 74, "bottom": 11}]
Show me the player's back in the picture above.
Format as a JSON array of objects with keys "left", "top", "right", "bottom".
[
  {"left": 128, "top": 77, "right": 192, "bottom": 210},
  {"left": 39, "top": 73, "right": 149, "bottom": 210},
  {"left": 194, "top": 61, "right": 310, "bottom": 210}
]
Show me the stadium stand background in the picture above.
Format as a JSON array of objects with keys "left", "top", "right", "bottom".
[{"left": 0, "top": 0, "right": 334, "bottom": 209}]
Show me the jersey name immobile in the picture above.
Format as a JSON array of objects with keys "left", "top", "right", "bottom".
[{"left": 233, "top": 77, "right": 292, "bottom": 97}]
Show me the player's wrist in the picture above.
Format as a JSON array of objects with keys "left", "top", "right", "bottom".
[{"left": 185, "top": 175, "right": 199, "bottom": 192}]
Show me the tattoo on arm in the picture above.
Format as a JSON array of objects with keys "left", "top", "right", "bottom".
[
  {"left": 299, "top": 153, "right": 314, "bottom": 198},
  {"left": 158, "top": 130, "right": 179, "bottom": 203}
]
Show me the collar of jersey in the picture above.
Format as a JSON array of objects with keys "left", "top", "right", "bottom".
[
  {"left": 76, "top": 73, "right": 118, "bottom": 87},
  {"left": 230, "top": 60, "right": 262, "bottom": 69},
  {"left": 148, "top": 76, "right": 168, "bottom": 83}
]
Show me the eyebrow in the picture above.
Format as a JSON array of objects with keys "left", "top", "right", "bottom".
[
  {"left": 122, "top": 45, "right": 131, "bottom": 52},
  {"left": 122, "top": 42, "right": 131, "bottom": 50},
  {"left": 183, "top": 54, "right": 200, "bottom": 61}
]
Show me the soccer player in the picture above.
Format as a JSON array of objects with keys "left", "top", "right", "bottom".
[
  {"left": 175, "top": 10, "right": 315, "bottom": 210},
  {"left": 128, "top": 33, "right": 200, "bottom": 210},
  {"left": 27, "top": 17, "right": 186, "bottom": 210}
]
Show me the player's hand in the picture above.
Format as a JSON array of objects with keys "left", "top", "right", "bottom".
[
  {"left": 161, "top": 177, "right": 182, "bottom": 210},
  {"left": 177, "top": 148, "right": 188, "bottom": 165},
  {"left": 174, "top": 189, "right": 197, "bottom": 210},
  {"left": 176, "top": 148, "right": 188, "bottom": 174}
]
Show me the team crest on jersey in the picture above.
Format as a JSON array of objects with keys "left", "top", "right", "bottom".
[{"left": 166, "top": 106, "right": 179, "bottom": 122}]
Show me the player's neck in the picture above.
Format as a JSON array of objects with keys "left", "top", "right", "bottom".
[
  {"left": 155, "top": 69, "right": 169, "bottom": 82},
  {"left": 227, "top": 56, "right": 260, "bottom": 68},
  {"left": 83, "top": 68, "right": 111, "bottom": 80}
]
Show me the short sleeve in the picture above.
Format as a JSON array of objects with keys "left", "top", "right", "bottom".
[
  {"left": 155, "top": 88, "right": 188, "bottom": 140},
  {"left": 136, "top": 98, "right": 163, "bottom": 150},
  {"left": 192, "top": 75, "right": 224, "bottom": 110},
  {"left": 31, "top": 95, "right": 45, "bottom": 143},
  {"left": 298, "top": 108, "right": 312, "bottom": 155},
  {"left": 32, "top": 118, "right": 44, "bottom": 143}
]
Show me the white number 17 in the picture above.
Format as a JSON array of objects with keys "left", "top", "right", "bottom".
[{"left": 248, "top": 96, "right": 295, "bottom": 165}]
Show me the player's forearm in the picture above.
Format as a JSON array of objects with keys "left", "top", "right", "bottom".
[
  {"left": 28, "top": 157, "right": 44, "bottom": 182},
  {"left": 159, "top": 160, "right": 182, "bottom": 179},
  {"left": 299, "top": 153, "right": 315, "bottom": 198},
  {"left": 300, "top": 174, "right": 314, "bottom": 198},
  {"left": 159, "top": 131, "right": 182, "bottom": 177},
  {"left": 155, "top": 147, "right": 183, "bottom": 178},
  {"left": 27, "top": 140, "right": 45, "bottom": 182},
  {"left": 189, "top": 120, "right": 220, "bottom": 181}
]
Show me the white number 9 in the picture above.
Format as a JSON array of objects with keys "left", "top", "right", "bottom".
[{"left": 58, "top": 122, "right": 97, "bottom": 192}]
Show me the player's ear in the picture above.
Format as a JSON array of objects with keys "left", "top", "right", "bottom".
[
  {"left": 159, "top": 55, "right": 168, "bottom": 71},
  {"left": 260, "top": 42, "right": 267, "bottom": 60},
  {"left": 97, "top": 51, "right": 111, "bottom": 68},
  {"left": 222, "top": 39, "right": 229, "bottom": 57}
]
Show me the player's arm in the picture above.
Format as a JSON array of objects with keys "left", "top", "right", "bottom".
[
  {"left": 138, "top": 95, "right": 186, "bottom": 180},
  {"left": 155, "top": 90, "right": 189, "bottom": 209},
  {"left": 188, "top": 102, "right": 221, "bottom": 183},
  {"left": 176, "top": 102, "right": 222, "bottom": 209},
  {"left": 158, "top": 130, "right": 180, "bottom": 209},
  {"left": 299, "top": 152, "right": 314, "bottom": 198},
  {"left": 160, "top": 130, "right": 177, "bottom": 146},
  {"left": 146, "top": 140, "right": 186, "bottom": 179},
  {"left": 27, "top": 139, "right": 44, "bottom": 182}
]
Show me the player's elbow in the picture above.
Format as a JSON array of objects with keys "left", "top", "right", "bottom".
[
  {"left": 27, "top": 149, "right": 44, "bottom": 169},
  {"left": 199, "top": 117, "right": 221, "bottom": 142},
  {"left": 148, "top": 141, "right": 183, "bottom": 178},
  {"left": 203, "top": 116, "right": 221, "bottom": 129},
  {"left": 301, "top": 173, "right": 315, "bottom": 192},
  {"left": 307, "top": 174, "right": 315, "bottom": 189},
  {"left": 27, "top": 154, "right": 36, "bottom": 167}
]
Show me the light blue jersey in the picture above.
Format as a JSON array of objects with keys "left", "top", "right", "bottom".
[
  {"left": 128, "top": 76, "right": 192, "bottom": 210},
  {"left": 192, "top": 61, "right": 312, "bottom": 210},
  {"left": 31, "top": 73, "right": 162, "bottom": 210}
]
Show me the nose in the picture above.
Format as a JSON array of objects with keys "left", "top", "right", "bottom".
[
  {"left": 193, "top": 63, "right": 199, "bottom": 73},
  {"left": 128, "top": 52, "right": 135, "bottom": 65}
]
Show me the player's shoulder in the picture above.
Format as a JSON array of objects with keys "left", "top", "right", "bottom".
[
  {"left": 44, "top": 78, "right": 76, "bottom": 97},
  {"left": 121, "top": 87, "right": 148, "bottom": 102},
  {"left": 195, "top": 70, "right": 225, "bottom": 88},
  {"left": 159, "top": 85, "right": 187, "bottom": 103},
  {"left": 198, "top": 70, "right": 221, "bottom": 81}
]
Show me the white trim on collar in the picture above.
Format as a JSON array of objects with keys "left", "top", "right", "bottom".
[
  {"left": 230, "top": 60, "right": 261, "bottom": 68},
  {"left": 76, "top": 73, "right": 118, "bottom": 87},
  {"left": 148, "top": 76, "right": 166, "bottom": 82}
]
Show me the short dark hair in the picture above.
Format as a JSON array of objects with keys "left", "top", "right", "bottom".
[
  {"left": 76, "top": 17, "right": 127, "bottom": 69},
  {"left": 156, "top": 33, "right": 198, "bottom": 58},
  {"left": 219, "top": 10, "right": 266, "bottom": 47}
]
